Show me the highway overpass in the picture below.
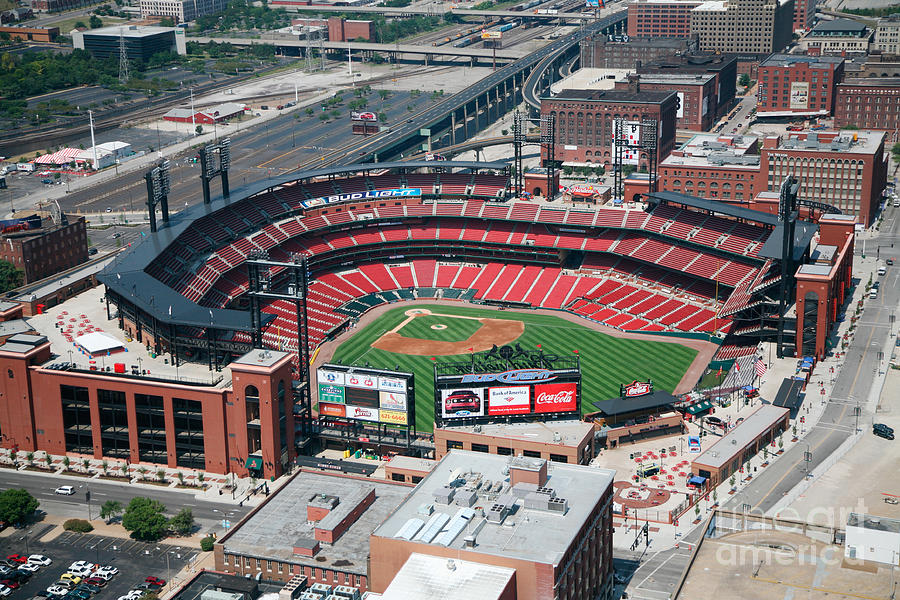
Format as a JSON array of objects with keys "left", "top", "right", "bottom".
[
  {"left": 295, "top": 8, "right": 626, "bottom": 167},
  {"left": 274, "top": 3, "right": 594, "bottom": 20},
  {"left": 191, "top": 36, "right": 528, "bottom": 63}
]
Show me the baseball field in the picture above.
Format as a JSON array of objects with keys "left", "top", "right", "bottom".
[{"left": 329, "top": 303, "right": 699, "bottom": 432}]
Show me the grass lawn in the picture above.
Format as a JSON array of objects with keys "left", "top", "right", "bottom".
[
  {"left": 330, "top": 304, "right": 699, "bottom": 432},
  {"left": 396, "top": 313, "right": 483, "bottom": 342}
]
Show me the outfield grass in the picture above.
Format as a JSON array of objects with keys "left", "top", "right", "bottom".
[
  {"left": 396, "top": 314, "right": 483, "bottom": 342},
  {"left": 331, "top": 304, "right": 698, "bottom": 432}
]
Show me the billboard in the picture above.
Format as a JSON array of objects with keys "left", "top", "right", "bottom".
[
  {"left": 299, "top": 188, "right": 422, "bottom": 210},
  {"left": 351, "top": 111, "right": 377, "bottom": 122},
  {"left": 441, "top": 388, "right": 485, "bottom": 419},
  {"left": 620, "top": 380, "right": 653, "bottom": 398},
  {"left": 481, "top": 31, "right": 502, "bottom": 39},
  {"left": 434, "top": 353, "right": 580, "bottom": 426},
  {"left": 613, "top": 121, "right": 641, "bottom": 165},
  {"left": 790, "top": 82, "right": 809, "bottom": 110},
  {"left": 316, "top": 363, "right": 414, "bottom": 427},
  {"left": 0, "top": 214, "right": 41, "bottom": 234},
  {"left": 488, "top": 386, "right": 531, "bottom": 415},
  {"left": 534, "top": 383, "right": 578, "bottom": 413}
]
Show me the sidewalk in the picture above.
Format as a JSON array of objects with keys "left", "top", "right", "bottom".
[{"left": 0, "top": 451, "right": 291, "bottom": 509}]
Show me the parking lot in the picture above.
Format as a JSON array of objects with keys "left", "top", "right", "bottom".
[{"left": 0, "top": 526, "right": 198, "bottom": 600}]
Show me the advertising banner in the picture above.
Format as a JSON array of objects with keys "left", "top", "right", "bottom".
[
  {"left": 487, "top": 386, "right": 531, "bottom": 415},
  {"left": 319, "top": 402, "right": 346, "bottom": 418},
  {"left": 612, "top": 121, "right": 641, "bottom": 165},
  {"left": 345, "top": 404, "right": 380, "bottom": 422},
  {"left": 790, "top": 82, "right": 809, "bottom": 110},
  {"left": 317, "top": 368, "right": 345, "bottom": 386},
  {"left": 534, "top": 382, "right": 578, "bottom": 413},
  {"left": 300, "top": 188, "right": 421, "bottom": 210},
  {"left": 345, "top": 372, "right": 378, "bottom": 390},
  {"left": 379, "top": 376, "right": 407, "bottom": 393},
  {"left": 379, "top": 391, "right": 407, "bottom": 412},
  {"left": 379, "top": 409, "right": 408, "bottom": 425},
  {"left": 318, "top": 384, "right": 345, "bottom": 404},
  {"left": 441, "top": 388, "right": 485, "bottom": 418},
  {"left": 620, "top": 380, "right": 653, "bottom": 398},
  {"left": 351, "top": 111, "right": 377, "bottom": 122}
]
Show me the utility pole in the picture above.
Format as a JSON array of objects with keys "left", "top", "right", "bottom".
[
  {"left": 348, "top": 41, "right": 352, "bottom": 77},
  {"left": 118, "top": 28, "right": 129, "bottom": 84},
  {"left": 88, "top": 110, "right": 98, "bottom": 171}
]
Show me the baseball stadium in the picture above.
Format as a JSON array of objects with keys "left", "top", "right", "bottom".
[{"left": 95, "top": 157, "right": 854, "bottom": 445}]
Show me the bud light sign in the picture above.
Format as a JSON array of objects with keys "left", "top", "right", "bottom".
[
  {"left": 534, "top": 383, "right": 577, "bottom": 413},
  {"left": 461, "top": 368, "right": 556, "bottom": 385}
]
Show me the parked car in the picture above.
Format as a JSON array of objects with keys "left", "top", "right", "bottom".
[
  {"left": 0, "top": 580, "right": 19, "bottom": 590},
  {"left": 60, "top": 574, "right": 82, "bottom": 585},
  {"left": 19, "top": 563, "right": 40, "bottom": 573},
  {"left": 0, "top": 584, "right": 12, "bottom": 597},
  {"left": 46, "top": 586, "right": 69, "bottom": 596},
  {"left": 75, "top": 583, "right": 101, "bottom": 594},
  {"left": 94, "top": 566, "right": 117, "bottom": 577},
  {"left": 82, "top": 578, "right": 105, "bottom": 588},
  {"left": 55, "top": 486, "right": 75, "bottom": 495},
  {"left": 28, "top": 556, "right": 52, "bottom": 566},
  {"left": 873, "top": 424, "right": 895, "bottom": 440},
  {"left": 6, "top": 555, "right": 27, "bottom": 564},
  {"left": 144, "top": 577, "right": 165, "bottom": 585}
]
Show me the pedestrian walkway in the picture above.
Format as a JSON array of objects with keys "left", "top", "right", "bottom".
[{"left": 0, "top": 451, "right": 290, "bottom": 509}]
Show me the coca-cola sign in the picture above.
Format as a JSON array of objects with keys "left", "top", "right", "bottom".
[
  {"left": 621, "top": 380, "right": 653, "bottom": 398},
  {"left": 534, "top": 383, "right": 577, "bottom": 413}
]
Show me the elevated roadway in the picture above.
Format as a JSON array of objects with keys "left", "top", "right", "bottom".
[
  {"left": 301, "top": 8, "right": 626, "bottom": 167},
  {"left": 191, "top": 36, "right": 528, "bottom": 62},
  {"left": 276, "top": 4, "right": 594, "bottom": 20}
]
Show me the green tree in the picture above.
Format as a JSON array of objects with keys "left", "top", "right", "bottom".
[
  {"left": 0, "top": 260, "right": 23, "bottom": 294},
  {"left": 99, "top": 500, "right": 123, "bottom": 523},
  {"left": 62, "top": 456, "right": 70, "bottom": 471},
  {"left": 739, "top": 73, "right": 751, "bottom": 88},
  {"left": 89, "top": 15, "right": 103, "bottom": 28},
  {"left": 74, "top": 20, "right": 87, "bottom": 28},
  {"left": 195, "top": 125, "right": 203, "bottom": 135},
  {"left": 892, "top": 142, "right": 900, "bottom": 159},
  {"left": 168, "top": 507, "right": 194, "bottom": 535},
  {"left": 122, "top": 497, "right": 168, "bottom": 541},
  {"left": 159, "top": 17, "right": 175, "bottom": 27},
  {"left": 0, "top": 489, "right": 39, "bottom": 525}
]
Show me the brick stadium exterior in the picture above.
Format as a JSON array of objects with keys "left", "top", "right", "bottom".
[{"left": 0, "top": 161, "right": 855, "bottom": 478}]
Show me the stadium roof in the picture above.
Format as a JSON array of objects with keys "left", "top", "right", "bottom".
[
  {"left": 100, "top": 161, "right": 508, "bottom": 331},
  {"left": 758, "top": 221, "right": 818, "bottom": 261},
  {"left": 645, "top": 190, "right": 780, "bottom": 227},
  {"left": 588, "top": 390, "right": 677, "bottom": 417}
]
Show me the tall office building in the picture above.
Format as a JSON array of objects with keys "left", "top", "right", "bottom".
[{"left": 690, "top": 0, "right": 794, "bottom": 54}]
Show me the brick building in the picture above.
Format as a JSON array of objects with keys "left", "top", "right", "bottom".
[
  {"left": 541, "top": 84, "right": 678, "bottom": 167},
  {"left": 835, "top": 79, "right": 900, "bottom": 142},
  {"left": 579, "top": 34, "right": 697, "bottom": 70},
  {"left": 792, "top": 0, "right": 815, "bottom": 33},
  {"left": 369, "top": 452, "right": 616, "bottom": 600},
  {"left": 291, "top": 16, "right": 374, "bottom": 42},
  {"left": 0, "top": 341, "right": 296, "bottom": 480},
  {"left": 638, "top": 52, "right": 738, "bottom": 119},
  {"left": 0, "top": 215, "right": 88, "bottom": 284},
  {"left": 759, "top": 131, "right": 887, "bottom": 227},
  {"left": 0, "top": 25, "right": 58, "bottom": 41},
  {"left": 798, "top": 18, "right": 873, "bottom": 56},
  {"left": 626, "top": 0, "right": 702, "bottom": 38},
  {"left": 690, "top": 0, "right": 794, "bottom": 54},
  {"left": 214, "top": 467, "right": 411, "bottom": 593},
  {"left": 623, "top": 73, "right": 718, "bottom": 130},
  {"left": 433, "top": 419, "right": 596, "bottom": 465},
  {"left": 659, "top": 134, "right": 762, "bottom": 202},
  {"left": 795, "top": 213, "right": 855, "bottom": 360},
  {"left": 756, "top": 54, "right": 844, "bottom": 118}
]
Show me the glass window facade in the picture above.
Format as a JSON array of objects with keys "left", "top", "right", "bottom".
[
  {"left": 135, "top": 393, "right": 167, "bottom": 464},
  {"left": 173, "top": 397, "right": 205, "bottom": 469},
  {"left": 98, "top": 389, "right": 130, "bottom": 459},
  {"left": 61, "top": 384, "right": 92, "bottom": 454}
]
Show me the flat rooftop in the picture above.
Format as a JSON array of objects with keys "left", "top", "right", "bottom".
[
  {"left": 549, "top": 88, "right": 675, "bottom": 104},
  {"left": 222, "top": 470, "right": 410, "bottom": 575},
  {"left": 385, "top": 455, "right": 437, "bottom": 474},
  {"left": 437, "top": 418, "right": 594, "bottom": 446},
  {"left": 662, "top": 133, "right": 760, "bottom": 168},
  {"left": 693, "top": 404, "right": 788, "bottom": 469},
  {"left": 847, "top": 512, "right": 900, "bottom": 534},
  {"left": 26, "top": 285, "right": 228, "bottom": 385},
  {"left": 551, "top": 68, "right": 631, "bottom": 93},
  {"left": 231, "top": 349, "right": 290, "bottom": 368},
  {"left": 85, "top": 25, "right": 178, "bottom": 37},
  {"left": 371, "top": 553, "right": 515, "bottom": 600},
  {"left": 760, "top": 54, "right": 844, "bottom": 68},
  {"left": 678, "top": 527, "right": 895, "bottom": 600},
  {"left": 774, "top": 131, "right": 884, "bottom": 155},
  {"left": 372, "top": 450, "right": 615, "bottom": 566}
]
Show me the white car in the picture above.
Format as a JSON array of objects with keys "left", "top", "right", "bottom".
[
  {"left": 28, "top": 555, "right": 52, "bottom": 566},
  {"left": 55, "top": 485, "right": 75, "bottom": 495},
  {"left": 18, "top": 563, "right": 40, "bottom": 573},
  {"left": 0, "top": 585, "right": 11, "bottom": 597},
  {"left": 68, "top": 566, "right": 92, "bottom": 577},
  {"left": 46, "top": 586, "right": 69, "bottom": 596},
  {"left": 69, "top": 561, "right": 95, "bottom": 571},
  {"left": 91, "top": 571, "right": 114, "bottom": 581}
]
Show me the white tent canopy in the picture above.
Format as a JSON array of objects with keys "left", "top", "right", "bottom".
[{"left": 75, "top": 332, "right": 124, "bottom": 356}]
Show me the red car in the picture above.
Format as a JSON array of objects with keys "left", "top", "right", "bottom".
[
  {"left": 83, "top": 578, "right": 106, "bottom": 587},
  {"left": 444, "top": 390, "right": 481, "bottom": 414},
  {"left": 5, "top": 555, "right": 26, "bottom": 564},
  {"left": 145, "top": 577, "right": 166, "bottom": 585},
  {"left": 0, "top": 579, "right": 19, "bottom": 589}
]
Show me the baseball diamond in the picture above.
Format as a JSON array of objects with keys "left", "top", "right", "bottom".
[{"left": 324, "top": 303, "right": 706, "bottom": 432}]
